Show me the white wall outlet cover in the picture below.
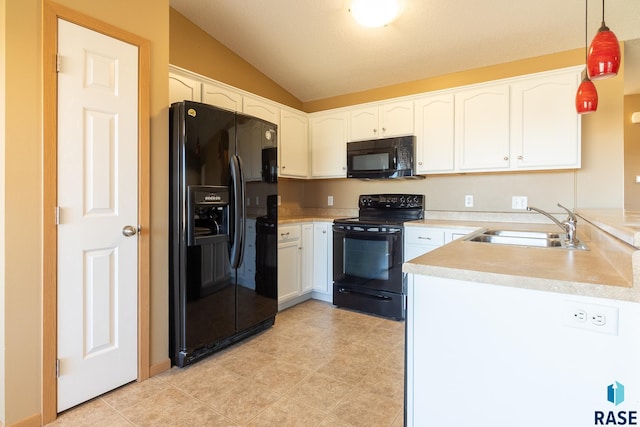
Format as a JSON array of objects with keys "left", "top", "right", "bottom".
[
  {"left": 464, "top": 195, "right": 473, "bottom": 207},
  {"left": 563, "top": 300, "right": 619, "bottom": 335},
  {"left": 277, "top": 195, "right": 281, "bottom": 205},
  {"left": 328, "top": 196, "right": 334, "bottom": 206},
  {"left": 512, "top": 196, "right": 528, "bottom": 210}
]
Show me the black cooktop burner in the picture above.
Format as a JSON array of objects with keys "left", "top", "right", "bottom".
[{"left": 334, "top": 193, "right": 425, "bottom": 226}]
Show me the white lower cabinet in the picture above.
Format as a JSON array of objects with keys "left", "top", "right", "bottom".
[
  {"left": 404, "top": 225, "right": 479, "bottom": 261},
  {"left": 312, "top": 222, "right": 333, "bottom": 302},
  {"left": 277, "top": 223, "right": 313, "bottom": 310}
]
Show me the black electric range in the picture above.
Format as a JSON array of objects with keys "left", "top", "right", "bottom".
[{"left": 332, "top": 194, "right": 424, "bottom": 320}]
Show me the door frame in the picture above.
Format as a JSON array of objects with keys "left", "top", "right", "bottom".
[{"left": 42, "top": 1, "right": 150, "bottom": 423}]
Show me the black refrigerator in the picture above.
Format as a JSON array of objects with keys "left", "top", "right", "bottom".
[{"left": 169, "top": 101, "right": 278, "bottom": 367}]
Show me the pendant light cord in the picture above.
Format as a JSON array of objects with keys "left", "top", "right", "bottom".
[{"left": 585, "top": 0, "right": 588, "bottom": 65}]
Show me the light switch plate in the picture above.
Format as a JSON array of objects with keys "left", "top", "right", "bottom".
[{"left": 328, "top": 196, "right": 334, "bottom": 206}]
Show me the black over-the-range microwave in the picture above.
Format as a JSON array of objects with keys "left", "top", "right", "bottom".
[{"left": 346, "top": 135, "right": 416, "bottom": 179}]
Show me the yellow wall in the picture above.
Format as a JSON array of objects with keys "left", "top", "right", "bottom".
[
  {"left": 3, "top": 0, "right": 169, "bottom": 424},
  {"left": 169, "top": 8, "right": 303, "bottom": 111},
  {"left": 624, "top": 94, "right": 640, "bottom": 209},
  {"left": 0, "top": 0, "right": 6, "bottom": 423}
]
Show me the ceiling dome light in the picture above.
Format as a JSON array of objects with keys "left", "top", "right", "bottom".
[{"left": 350, "top": 0, "right": 402, "bottom": 28}]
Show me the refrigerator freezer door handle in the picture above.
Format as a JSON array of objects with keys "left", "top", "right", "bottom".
[{"left": 229, "top": 154, "right": 246, "bottom": 269}]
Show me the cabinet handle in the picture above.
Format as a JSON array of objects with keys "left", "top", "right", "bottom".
[
  {"left": 280, "top": 232, "right": 290, "bottom": 237},
  {"left": 342, "top": 166, "right": 346, "bottom": 170},
  {"left": 322, "top": 230, "right": 326, "bottom": 234},
  {"left": 282, "top": 165, "right": 286, "bottom": 169},
  {"left": 373, "top": 128, "right": 377, "bottom": 133},
  {"left": 418, "top": 161, "right": 423, "bottom": 166},
  {"left": 382, "top": 127, "right": 386, "bottom": 132},
  {"left": 418, "top": 236, "right": 432, "bottom": 240},
  {"left": 503, "top": 156, "right": 509, "bottom": 161},
  {"left": 517, "top": 155, "right": 523, "bottom": 160}
]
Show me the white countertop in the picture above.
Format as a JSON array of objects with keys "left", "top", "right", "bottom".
[{"left": 403, "top": 209, "right": 640, "bottom": 303}]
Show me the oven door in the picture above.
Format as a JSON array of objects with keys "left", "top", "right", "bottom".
[{"left": 332, "top": 223, "right": 404, "bottom": 293}]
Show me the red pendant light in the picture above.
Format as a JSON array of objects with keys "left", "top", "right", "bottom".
[
  {"left": 576, "top": 0, "right": 598, "bottom": 114},
  {"left": 587, "top": 0, "right": 620, "bottom": 80},
  {"left": 576, "top": 76, "right": 598, "bottom": 113}
]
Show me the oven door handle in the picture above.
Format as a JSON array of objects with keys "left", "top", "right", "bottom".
[
  {"left": 337, "top": 287, "right": 392, "bottom": 300},
  {"left": 332, "top": 226, "right": 402, "bottom": 236}
]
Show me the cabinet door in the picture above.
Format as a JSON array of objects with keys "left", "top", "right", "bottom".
[
  {"left": 277, "top": 240, "right": 300, "bottom": 304},
  {"left": 310, "top": 112, "right": 348, "bottom": 178},
  {"left": 455, "top": 84, "right": 510, "bottom": 171},
  {"left": 404, "top": 228, "right": 445, "bottom": 261},
  {"left": 380, "top": 100, "right": 414, "bottom": 138},
  {"left": 510, "top": 70, "right": 581, "bottom": 170},
  {"left": 169, "top": 73, "right": 201, "bottom": 104},
  {"left": 349, "top": 106, "right": 378, "bottom": 141},
  {"left": 201, "top": 83, "right": 242, "bottom": 112},
  {"left": 301, "top": 224, "right": 314, "bottom": 294},
  {"left": 243, "top": 96, "right": 280, "bottom": 125},
  {"left": 415, "top": 94, "right": 455, "bottom": 174},
  {"left": 280, "top": 109, "right": 309, "bottom": 178},
  {"left": 313, "top": 223, "right": 331, "bottom": 294}
]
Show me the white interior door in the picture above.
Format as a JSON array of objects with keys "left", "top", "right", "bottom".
[{"left": 57, "top": 19, "right": 139, "bottom": 412}]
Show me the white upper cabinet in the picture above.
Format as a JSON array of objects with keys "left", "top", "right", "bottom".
[
  {"left": 455, "top": 84, "right": 511, "bottom": 172},
  {"left": 414, "top": 93, "right": 455, "bottom": 174},
  {"left": 169, "top": 72, "right": 201, "bottom": 104},
  {"left": 309, "top": 111, "right": 349, "bottom": 178},
  {"left": 243, "top": 96, "right": 280, "bottom": 126},
  {"left": 510, "top": 68, "right": 582, "bottom": 170},
  {"left": 280, "top": 109, "right": 309, "bottom": 178},
  {"left": 349, "top": 100, "right": 414, "bottom": 141},
  {"left": 201, "top": 82, "right": 242, "bottom": 112}
]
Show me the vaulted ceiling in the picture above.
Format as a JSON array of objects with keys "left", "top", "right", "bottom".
[{"left": 170, "top": 0, "right": 640, "bottom": 102}]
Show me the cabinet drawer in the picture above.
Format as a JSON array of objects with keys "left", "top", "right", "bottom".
[
  {"left": 404, "top": 229, "right": 445, "bottom": 246},
  {"left": 278, "top": 225, "right": 301, "bottom": 243}
]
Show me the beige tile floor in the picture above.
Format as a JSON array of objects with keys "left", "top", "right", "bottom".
[{"left": 48, "top": 300, "right": 405, "bottom": 426}]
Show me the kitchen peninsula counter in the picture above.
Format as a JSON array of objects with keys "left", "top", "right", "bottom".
[{"left": 403, "top": 209, "right": 640, "bottom": 303}]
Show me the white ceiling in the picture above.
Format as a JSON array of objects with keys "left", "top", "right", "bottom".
[{"left": 169, "top": 0, "right": 640, "bottom": 102}]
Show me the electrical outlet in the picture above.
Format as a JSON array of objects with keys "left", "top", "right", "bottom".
[
  {"left": 328, "top": 196, "right": 334, "bottom": 206},
  {"left": 512, "top": 196, "right": 528, "bottom": 210},
  {"left": 277, "top": 195, "right": 281, "bottom": 206},
  {"left": 573, "top": 309, "right": 587, "bottom": 322},
  {"left": 464, "top": 195, "right": 473, "bottom": 207},
  {"left": 564, "top": 301, "right": 619, "bottom": 335},
  {"left": 591, "top": 313, "right": 606, "bottom": 326},
  {"left": 255, "top": 196, "right": 259, "bottom": 206},
  {"left": 246, "top": 197, "right": 251, "bottom": 207}
]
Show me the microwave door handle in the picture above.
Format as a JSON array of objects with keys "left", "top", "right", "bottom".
[{"left": 229, "top": 154, "right": 245, "bottom": 269}]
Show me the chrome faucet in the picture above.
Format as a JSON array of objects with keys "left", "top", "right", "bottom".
[{"left": 527, "top": 203, "right": 580, "bottom": 247}]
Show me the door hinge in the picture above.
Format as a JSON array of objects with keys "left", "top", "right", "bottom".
[
  {"left": 56, "top": 359, "right": 60, "bottom": 378},
  {"left": 56, "top": 53, "right": 61, "bottom": 73},
  {"left": 55, "top": 206, "right": 60, "bottom": 225}
]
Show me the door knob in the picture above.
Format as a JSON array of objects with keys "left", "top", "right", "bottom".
[{"left": 122, "top": 225, "right": 138, "bottom": 237}]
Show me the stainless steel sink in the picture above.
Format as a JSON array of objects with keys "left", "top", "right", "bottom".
[
  {"left": 481, "top": 230, "right": 562, "bottom": 239},
  {"left": 465, "top": 229, "right": 589, "bottom": 250}
]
